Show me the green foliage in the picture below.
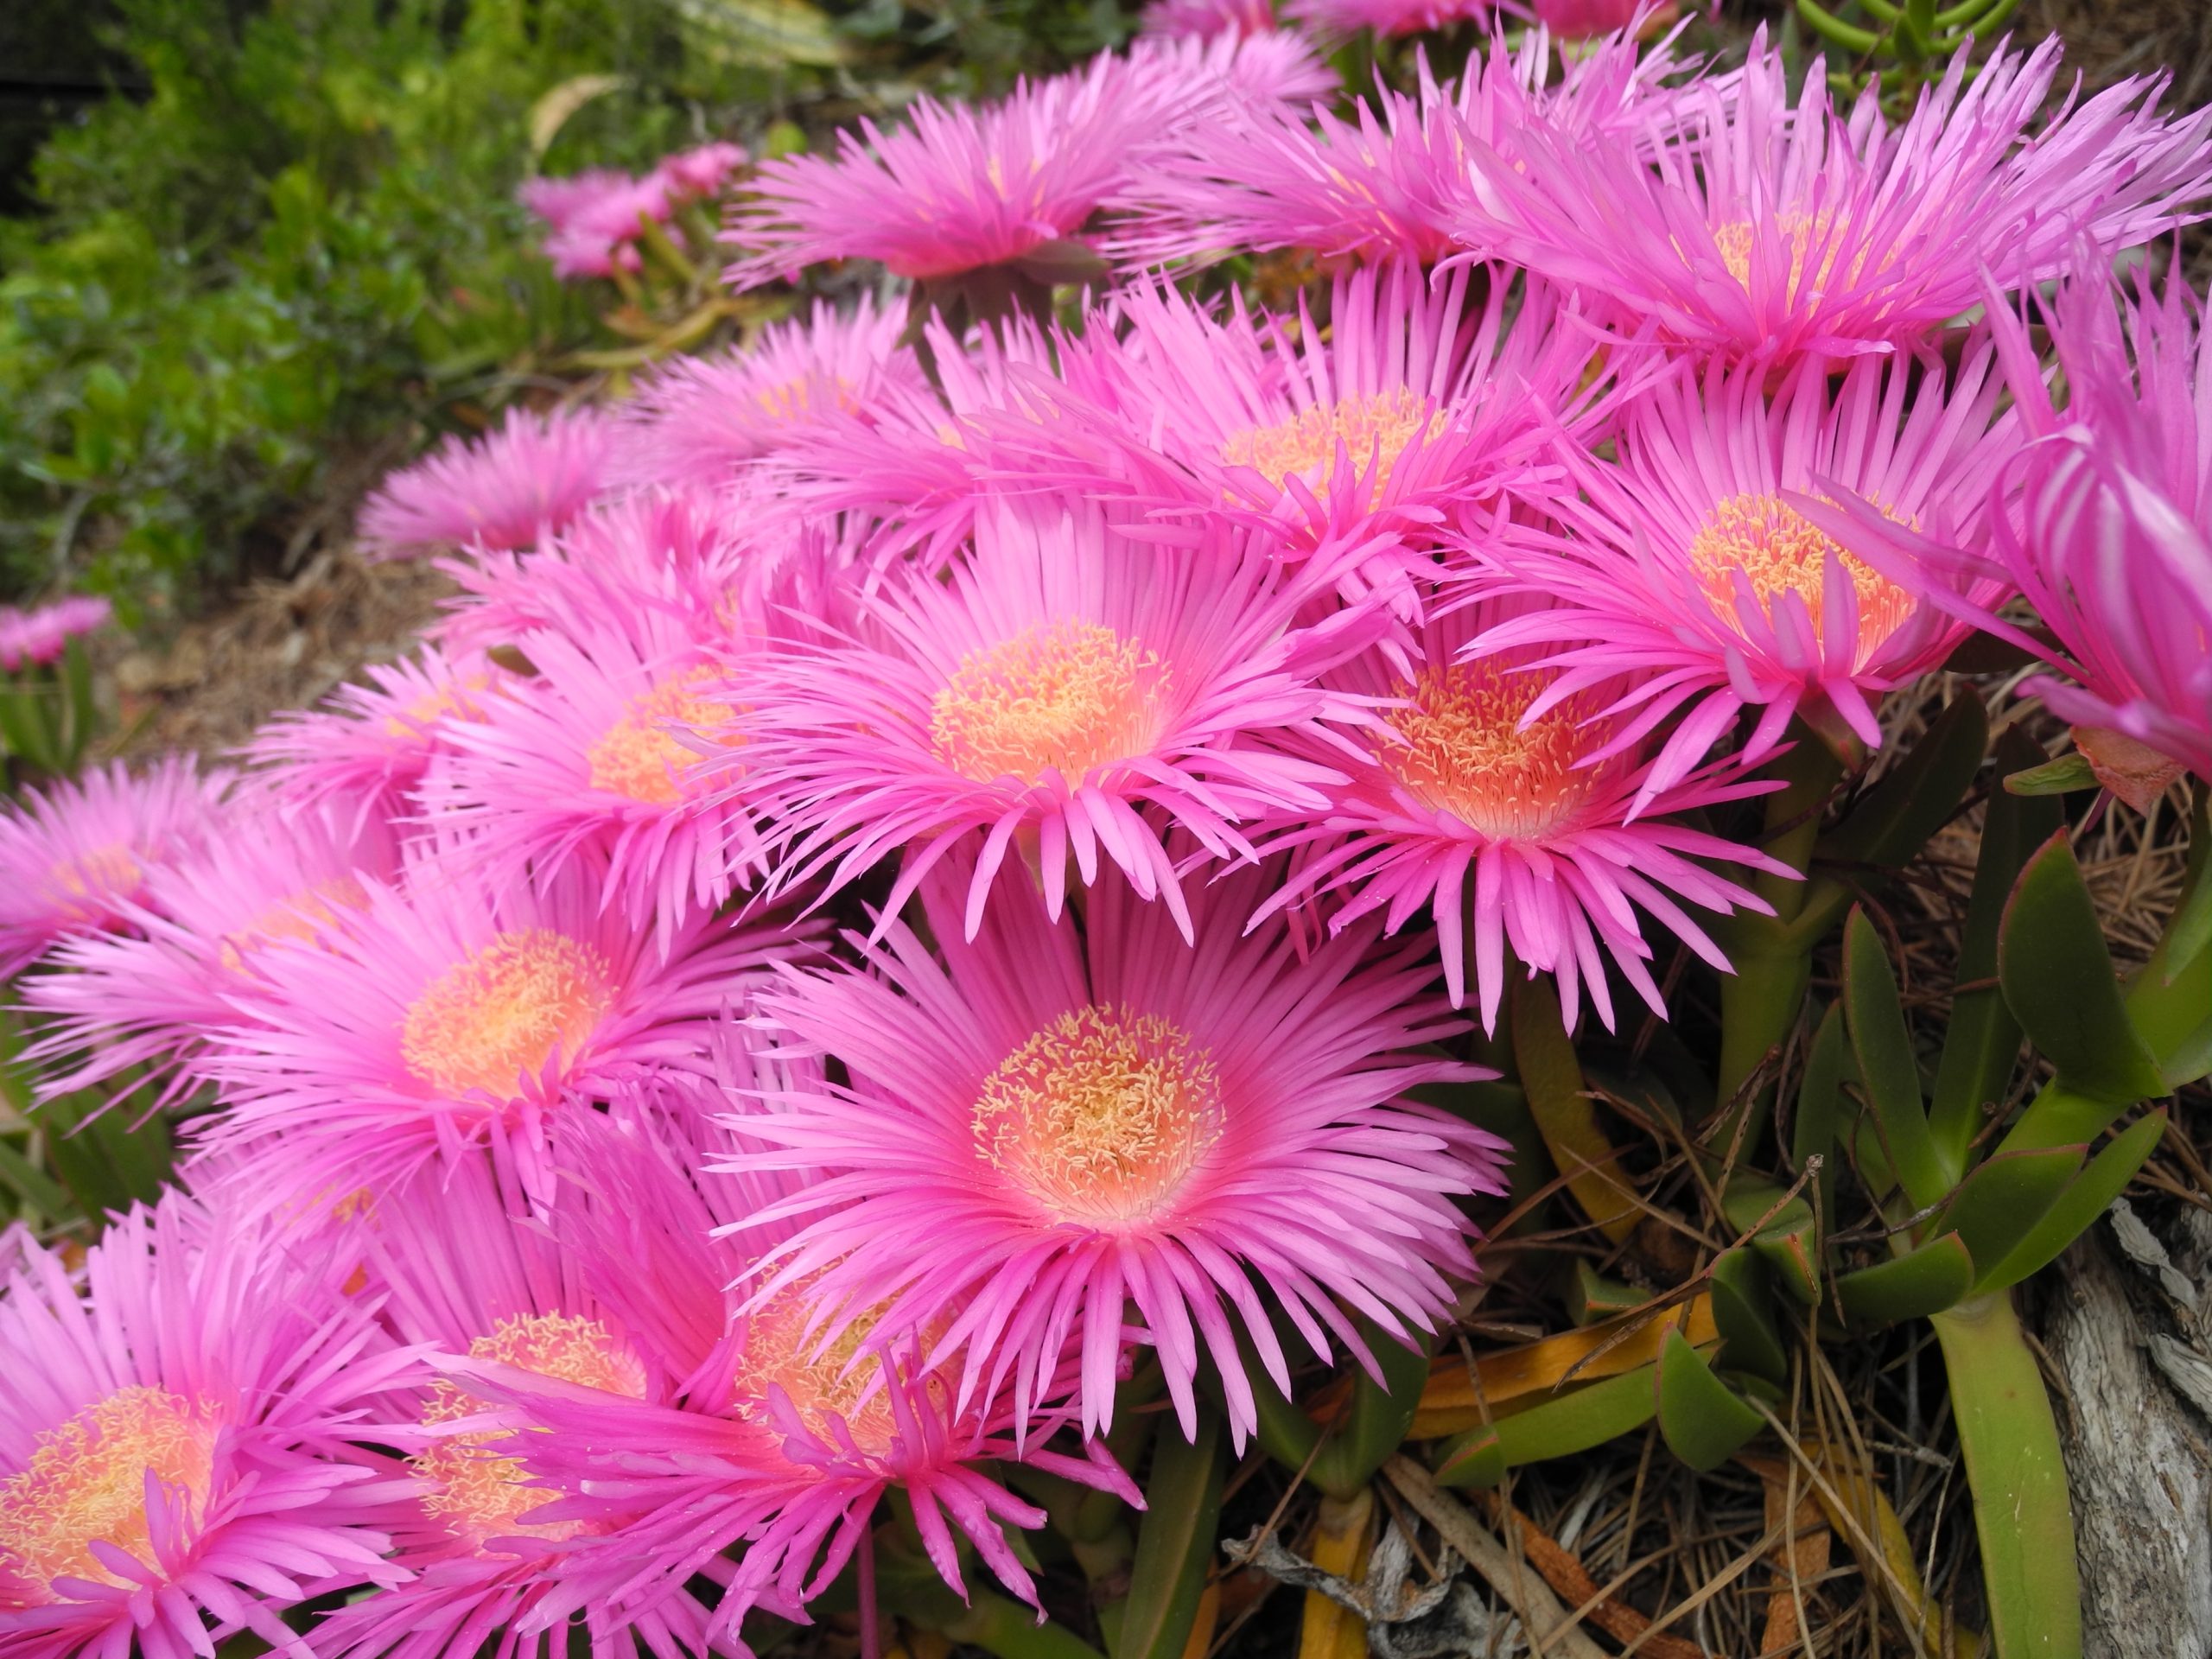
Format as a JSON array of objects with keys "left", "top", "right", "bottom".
[{"left": 0, "top": 0, "right": 1134, "bottom": 613}]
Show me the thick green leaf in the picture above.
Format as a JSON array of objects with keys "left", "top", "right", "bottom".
[
  {"left": 1980, "top": 1111, "right": 2168, "bottom": 1292},
  {"left": 1569, "top": 1262, "right": 1644, "bottom": 1326},
  {"left": 1115, "top": 1408, "right": 1224, "bottom": 1659},
  {"left": 1834, "top": 1233, "right": 1975, "bottom": 1325},
  {"left": 1432, "top": 1427, "right": 1505, "bottom": 1489},
  {"left": 1843, "top": 909, "right": 1948, "bottom": 1208},
  {"left": 1930, "top": 726, "right": 2063, "bottom": 1164},
  {"left": 1999, "top": 832, "right": 2167, "bottom": 1111},
  {"left": 1436, "top": 1366, "right": 1662, "bottom": 1482},
  {"left": 1929, "top": 1145, "right": 2082, "bottom": 1291},
  {"left": 2001, "top": 751, "right": 2097, "bottom": 797},
  {"left": 1793, "top": 1000, "right": 1846, "bottom": 1218},
  {"left": 0, "top": 1135, "right": 73, "bottom": 1220},
  {"left": 1656, "top": 1331, "right": 1764, "bottom": 1471},
  {"left": 1512, "top": 977, "right": 1637, "bottom": 1243},
  {"left": 1411, "top": 1079, "right": 1549, "bottom": 1234},
  {"left": 1722, "top": 1183, "right": 1821, "bottom": 1305},
  {"left": 1309, "top": 1323, "right": 1431, "bottom": 1500},
  {"left": 1818, "top": 690, "right": 1986, "bottom": 869},
  {"left": 1709, "top": 1250, "right": 1787, "bottom": 1385}
]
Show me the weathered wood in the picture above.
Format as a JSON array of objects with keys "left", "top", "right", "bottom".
[{"left": 2046, "top": 1207, "right": 2212, "bottom": 1659}]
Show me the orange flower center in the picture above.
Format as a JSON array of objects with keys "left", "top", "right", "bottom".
[
  {"left": 399, "top": 929, "right": 615, "bottom": 1097},
  {"left": 735, "top": 1290, "right": 909, "bottom": 1453},
  {"left": 1389, "top": 663, "right": 1599, "bottom": 840},
  {"left": 42, "top": 843, "right": 139, "bottom": 920},
  {"left": 1221, "top": 389, "right": 1444, "bottom": 505},
  {"left": 0, "top": 1387, "right": 216, "bottom": 1602},
  {"left": 414, "top": 1313, "right": 645, "bottom": 1548},
  {"left": 975, "top": 1005, "right": 1222, "bottom": 1228},
  {"left": 930, "top": 621, "right": 1171, "bottom": 785},
  {"left": 586, "top": 670, "right": 728, "bottom": 804},
  {"left": 216, "top": 875, "right": 371, "bottom": 972},
  {"left": 1687, "top": 493, "right": 1916, "bottom": 666},
  {"left": 382, "top": 674, "right": 495, "bottom": 740}
]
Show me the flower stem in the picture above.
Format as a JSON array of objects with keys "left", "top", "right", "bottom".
[{"left": 1930, "top": 1292, "right": 2082, "bottom": 1659}]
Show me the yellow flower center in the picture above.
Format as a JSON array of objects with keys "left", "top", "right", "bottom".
[
  {"left": 754, "top": 373, "right": 856, "bottom": 423},
  {"left": 398, "top": 929, "right": 615, "bottom": 1098},
  {"left": 0, "top": 1387, "right": 216, "bottom": 1602},
  {"left": 1221, "top": 389, "right": 1445, "bottom": 506},
  {"left": 1709, "top": 210, "right": 1867, "bottom": 293},
  {"left": 586, "top": 670, "right": 728, "bottom": 804},
  {"left": 382, "top": 675, "right": 494, "bottom": 741},
  {"left": 975, "top": 1005, "right": 1223, "bottom": 1228},
  {"left": 216, "top": 875, "right": 371, "bottom": 973},
  {"left": 930, "top": 621, "right": 1170, "bottom": 785},
  {"left": 414, "top": 1313, "right": 645, "bottom": 1547},
  {"left": 1389, "top": 664, "right": 1599, "bottom": 840},
  {"left": 735, "top": 1291, "right": 906, "bottom": 1453},
  {"left": 42, "top": 843, "right": 140, "bottom": 920},
  {"left": 1687, "top": 493, "right": 1916, "bottom": 666}
]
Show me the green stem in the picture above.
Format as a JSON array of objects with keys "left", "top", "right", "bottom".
[
  {"left": 940, "top": 1593, "right": 1108, "bottom": 1659},
  {"left": 1713, "top": 735, "right": 1848, "bottom": 1160},
  {"left": 1930, "top": 1293, "right": 2082, "bottom": 1659}
]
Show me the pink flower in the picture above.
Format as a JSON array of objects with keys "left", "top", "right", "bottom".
[
  {"left": 724, "top": 492, "right": 1386, "bottom": 942},
  {"left": 22, "top": 796, "right": 400, "bottom": 1107},
  {"left": 1458, "top": 32, "right": 2212, "bottom": 362},
  {"left": 725, "top": 850, "right": 1508, "bottom": 1446},
  {"left": 1535, "top": 0, "right": 1670, "bottom": 36},
  {"left": 1114, "top": 29, "right": 1699, "bottom": 269},
  {"left": 648, "top": 141, "right": 747, "bottom": 200},
  {"left": 1140, "top": 0, "right": 1277, "bottom": 41},
  {"left": 0, "top": 1193, "right": 415, "bottom": 1659},
  {"left": 188, "top": 846, "right": 802, "bottom": 1216},
  {"left": 518, "top": 168, "right": 675, "bottom": 280},
  {"left": 1255, "top": 592, "right": 1787, "bottom": 1032},
  {"left": 1121, "top": 28, "right": 1340, "bottom": 111},
  {"left": 616, "top": 295, "right": 926, "bottom": 488},
  {"left": 1468, "top": 341, "right": 2018, "bottom": 785},
  {"left": 725, "top": 54, "right": 1192, "bottom": 288},
  {"left": 0, "top": 759, "right": 225, "bottom": 979},
  {"left": 1812, "top": 267, "right": 2212, "bottom": 795},
  {"left": 246, "top": 645, "right": 519, "bottom": 825},
  {"left": 0, "top": 597, "right": 111, "bottom": 671},
  {"left": 357, "top": 406, "right": 622, "bottom": 557},
  {"left": 1284, "top": 0, "right": 1488, "bottom": 37}
]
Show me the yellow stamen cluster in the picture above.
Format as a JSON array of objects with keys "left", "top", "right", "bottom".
[
  {"left": 734, "top": 1292, "right": 903, "bottom": 1452},
  {"left": 1710, "top": 210, "right": 1861, "bottom": 293},
  {"left": 216, "top": 875, "right": 371, "bottom": 973},
  {"left": 43, "top": 843, "right": 140, "bottom": 919},
  {"left": 383, "top": 674, "right": 495, "bottom": 741},
  {"left": 1389, "top": 664, "right": 1597, "bottom": 840},
  {"left": 415, "top": 1313, "right": 645, "bottom": 1545},
  {"left": 1687, "top": 493, "right": 1916, "bottom": 664},
  {"left": 0, "top": 1386, "right": 215, "bottom": 1599},
  {"left": 399, "top": 929, "right": 615, "bottom": 1098},
  {"left": 587, "top": 669, "right": 728, "bottom": 804},
  {"left": 975, "top": 1005, "right": 1222, "bottom": 1227},
  {"left": 1222, "top": 389, "right": 1445, "bottom": 506},
  {"left": 930, "top": 621, "right": 1169, "bottom": 785}
]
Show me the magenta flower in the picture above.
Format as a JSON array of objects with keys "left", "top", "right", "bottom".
[
  {"left": 1284, "top": 0, "right": 1489, "bottom": 38},
  {"left": 1813, "top": 268, "right": 2212, "bottom": 800},
  {"left": 246, "top": 645, "right": 519, "bottom": 824},
  {"left": 1115, "top": 29, "right": 1695, "bottom": 269},
  {"left": 0, "top": 1194, "right": 415, "bottom": 1659},
  {"left": 0, "top": 759, "right": 225, "bottom": 980},
  {"left": 724, "top": 54, "right": 1192, "bottom": 288},
  {"left": 1459, "top": 33, "right": 2212, "bottom": 362},
  {"left": 357, "top": 405, "right": 622, "bottom": 557},
  {"left": 0, "top": 596, "right": 111, "bottom": 671},
  {"left": 617, "top": 295, "right": 925, "bottom": 488},
  {"left": 647, "top": 140, "right": 747, "bottom": 200},
  {"left": 726, "top": 493, "right": 1386, "bottom": 941},
  {"left": 726, "top": 850, "right": 1507, "bottom": 1446},
  {"left": 22, "top": 797, "right": 399, "bottom": 1107},
  {"left": 1140, "top": 0, "right": 1277, "bottom": 41},
  {"left": 189, "top": 847, "right": 801, "bottom": 1214},
  {"left": 1255, "top": 593, "right": 1787, "bottom": 1032},
  {"left": 1470, "top": 342, "right": 2018, "bottom": 785}
]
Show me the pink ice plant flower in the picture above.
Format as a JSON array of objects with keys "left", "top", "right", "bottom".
[
  {"left": 649, "top": 141, "right": 747, "bottom": 200},
  {"left": 188, "top": 846, "right": 807, "bottom": 1216},
  {"left": 357, "top": 405, "right": 623, "bottom": 557},
  {"left": 247, "top": 644, "right": 518, "bottom": 825},
  {"left": 722, "top": 492, "right": 1390, "bottom": 942},
  {"left": 724, "top": 54, "right": 1200, "bottom": 288},
  {"left": 1255, "top": 591, "right": 1789, "bottom": 1032},
  {"left": 1468, "top": 340, "right": 2019, "bottom": 790},
  {"left": 1060, "top": 262, "right": 1611, "bottom": 608},
  {"left": 314, "top": 1141, "right": 729, "bottom": 1659},
  {"left": 1284, "top": 0, "right": 1490, "bottom": 39},
  {"left": 1808, "top": 265, "right": 2212, "bottom": 798},
  {"left": 22, "top": 796, "right": 400, "bottom": 1106},
  {"left": 1114, "top": 29, "right": 1700, "bottom": 270},
  {"left": 1455, "top": 32, "right": 2212, "bottom": 363},
  {"left": 0, "top": 758, "right": 226, "bottom": 979},
  {"left": 727, "top": 850, "right": 1508, "bottom": 1447},
  {"left": 1121, "top": 28, "right": 1341, "bottom": 112},
  {"left": 436, "top": 1071, "right": 1135, "bottom": 1653},
  {"left": 0, "top": 1193, "right": 416, "bottom": 1659},
  {"left": 0, "top": 596, "right": 111, "bottom": 671},
  {"left": 615, "top": 294, "right": 925, "bottom": 489},
  {"left": 1140, "top": 0, "right": 1277, "bottom": 41},
  {"left": 419, "top": 586, "right": 772, "bottom": 949}
]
